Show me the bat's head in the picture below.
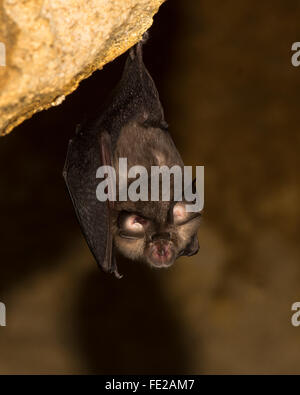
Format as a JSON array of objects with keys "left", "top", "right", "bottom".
[{"left": 114, "top": 201, "right": 201, "bottom": 268}]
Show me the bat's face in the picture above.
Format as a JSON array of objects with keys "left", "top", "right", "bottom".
[{"left": 114, "top": 202, "right": 201, "bottom": 268}]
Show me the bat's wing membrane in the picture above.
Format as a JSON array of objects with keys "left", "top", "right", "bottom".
[{"left": 63, "top": 129, "right": 119, "bottom": 276}]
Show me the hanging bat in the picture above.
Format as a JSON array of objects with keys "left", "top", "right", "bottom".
[{"left": 63, "top": 34, "right": 202, "bottom": 278}]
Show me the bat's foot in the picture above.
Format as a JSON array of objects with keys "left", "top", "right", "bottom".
[{"left": 141, "top": 30, "right": 149, "bottom": 43}]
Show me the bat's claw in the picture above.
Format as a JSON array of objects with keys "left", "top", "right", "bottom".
[{"left": 114, "top": 270, "right": 123, "bottom": 279}]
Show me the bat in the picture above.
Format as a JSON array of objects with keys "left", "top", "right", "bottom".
[{"left": 63, "top": 34, "right": 202, "bottom": 278}]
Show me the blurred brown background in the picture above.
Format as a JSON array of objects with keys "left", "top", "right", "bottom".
[{"left": 1, "top": 0, "right": 300, "bottom": 374}]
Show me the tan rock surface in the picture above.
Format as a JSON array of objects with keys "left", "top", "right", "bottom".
[{"left": 0, "top": 0, "right": 165, "bottom": 136}]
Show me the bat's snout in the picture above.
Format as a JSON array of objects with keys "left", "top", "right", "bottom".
[{"left": 149, "top": 239, "right": 174, "bottom": 268}]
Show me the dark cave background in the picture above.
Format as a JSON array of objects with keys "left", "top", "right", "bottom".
[{"left": 0, "top": 0, "right": 300, "bottom": 373}]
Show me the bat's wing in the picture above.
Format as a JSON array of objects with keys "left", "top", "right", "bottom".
[{"left": 63, "top": 128, "right": 121, "bottom": 278}]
